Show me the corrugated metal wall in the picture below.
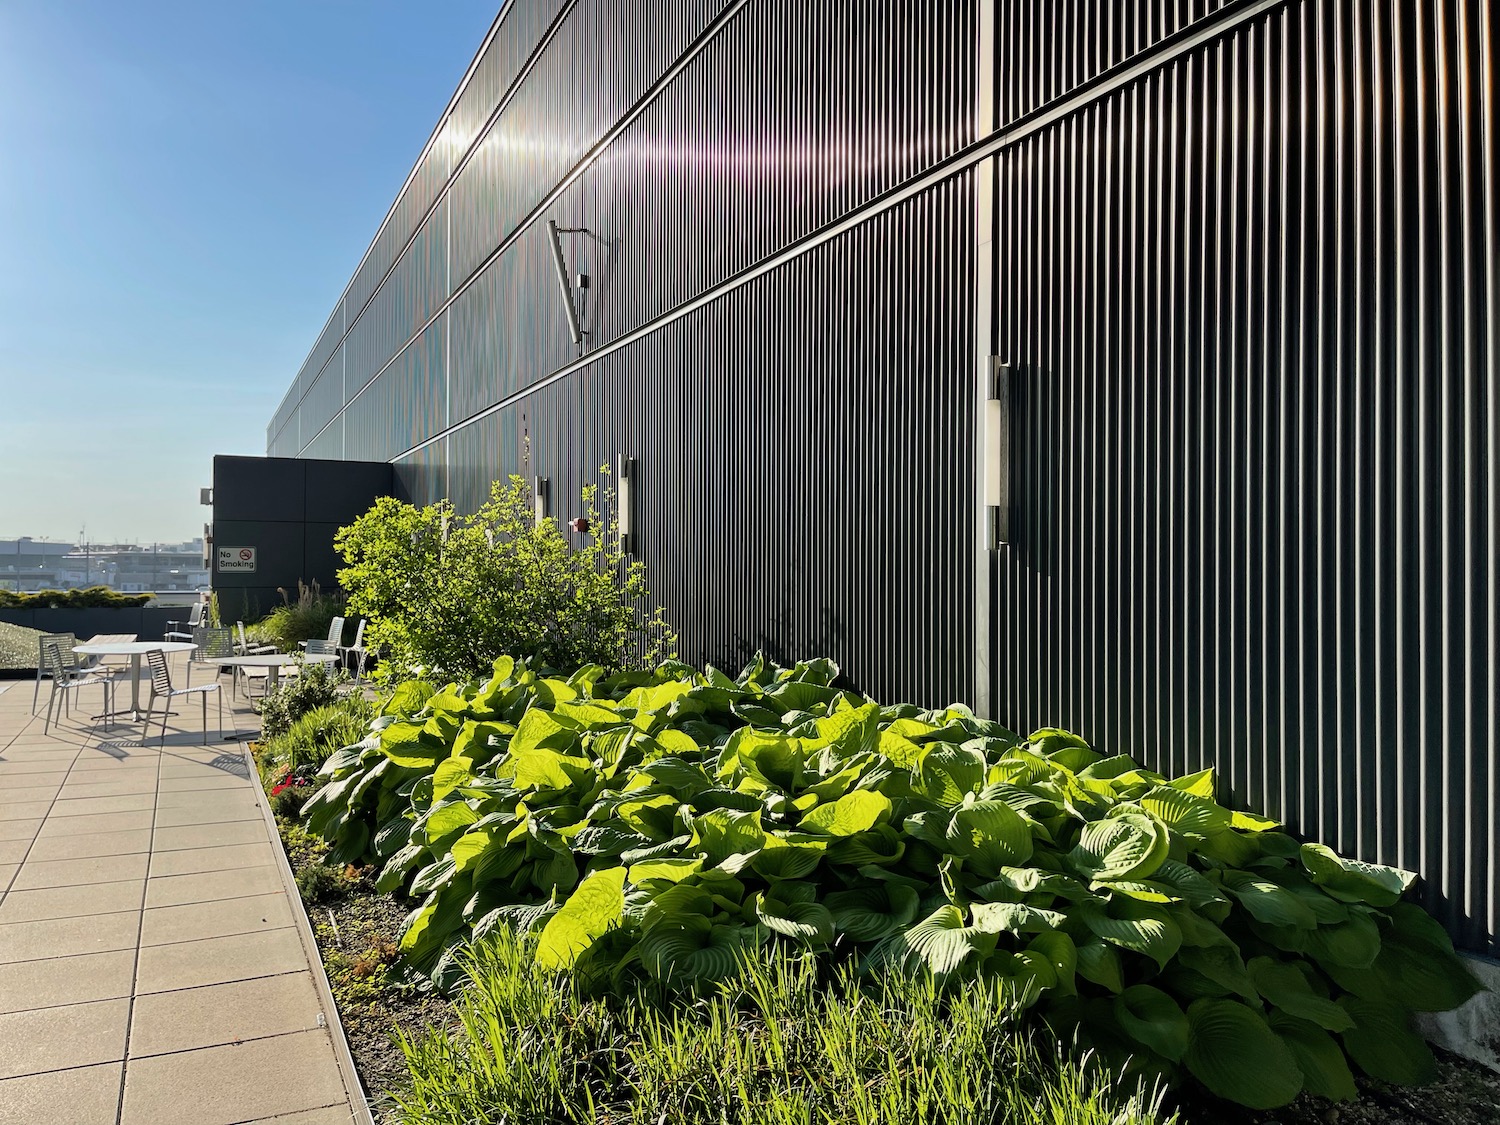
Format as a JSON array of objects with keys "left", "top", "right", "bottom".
[
  {"left": 983, "top": 0, "right": 1498, "bottom": 955},
  {"left": 266, "top": 0, "right": 1497, "bottom": 954}
]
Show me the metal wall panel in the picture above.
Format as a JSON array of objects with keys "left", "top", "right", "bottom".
[{"left": 986, "top": 0, "right": 1498, "bottom": 954}]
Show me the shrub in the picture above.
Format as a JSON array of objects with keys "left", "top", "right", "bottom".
[
  {"left": 305, "top": 654, "right": 1483, "bottom": 1112},
  {"left": 334, "top": 473, "right": 674, "bottom": 682},
  {"left": 277, "top": 701, "right": 374, "bottom": 773},
  {"left": 395, "top": 927, "right": 1173, "bottom": 1125},
  {"left": 259, "top": 579, "right": 344, "bottom": 651},
  {"left": 0, "top": 586, "right": 152, "bottom": 609},
  {"left": 296, "top": 861, "right": 351, "bottom": 905},
  {"left": 256, "top": 661, "right": 352, "bottom": 740}
]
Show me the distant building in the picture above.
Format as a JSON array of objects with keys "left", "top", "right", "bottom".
[{"left": 0, "top": 538, "right": 207, "bottom": 592}]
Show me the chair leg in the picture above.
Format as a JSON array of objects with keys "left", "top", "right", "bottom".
[
  {"left": 32, "top": 667, "right": 41, "bottom": 713},
  {"left": 43, "top": 682, "right": 57, "bottom": 735}
]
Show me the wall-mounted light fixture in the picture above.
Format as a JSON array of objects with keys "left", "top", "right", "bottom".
[
  {"left": 546, "top": 219, "right": 590, "bottom": 346},
  {"left": 985, "top": 358, "right": 1012, "bottom": 547},
  {"left": 533, "top": 476, "right": 550, "bottom": 526},
  {"left": 617, "top": 455, "right": 637, "bottom": 555}
]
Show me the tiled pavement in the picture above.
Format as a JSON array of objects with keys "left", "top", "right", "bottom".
[{"left": 0, "top": 659, "right": 366, "bottom": 1125}]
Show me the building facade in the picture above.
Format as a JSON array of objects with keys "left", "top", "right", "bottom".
[{"left": 266, "top": 2, "right": 1498, "bottom": 956}]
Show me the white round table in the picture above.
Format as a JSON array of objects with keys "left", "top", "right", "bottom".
[
  {"left": 219, "top": 652, "right": 339, "bottom": 694},
  {"left": 73, "top": 641, "right": 197, "bottom": 721}
]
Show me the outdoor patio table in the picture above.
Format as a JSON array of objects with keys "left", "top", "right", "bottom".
[
  {"left": 219, "top": 652, "right": 339, "bottom": 694},
  {"left": 72, "top": 640, "right": 196, "bottom": 721}
]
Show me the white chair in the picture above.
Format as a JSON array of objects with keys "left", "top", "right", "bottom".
[
  {"left": 41, "top": 640, "right": 114, "bottom": 735},
  {"left": 235, "top": 622, "right": 278, "bottom": 656},
  {"left": 337, "top": 619, "right": 369, "bottom": 680},
  {"left": 186, "top": 626, "right": 234, "bottom": 688},
  {"left": 33, "top": 631, "right": 76, "bottom": 714},
  {"left": 164, "top": 602, "right": 205, "bottom": 642},
  {"left": 298, "top": 616, "right": 344, "bottom": 652},
  {"left": 144, "top": 648, "right": 222, "bottom": 745},
  {"left": 234, "top": 622, "right": 280, "bottom": 699}
]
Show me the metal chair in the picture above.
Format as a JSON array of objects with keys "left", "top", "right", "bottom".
[
  {"left": 41, "top": 640, "right": 114, "bottom": 735},
  {"left": 298, "top": 616, "right": 344, "bottom": 652},
  {"left": 144, "top": 648, "right": 222, "bottom": 745},
  {"left": 336, "top": 619, "right": 369, "bottom": 680},
  {"left": 33, "top": 631, "right": 75, "bottom": 713},
  {"left": 164, "top": 602, "right": 205, "bottom": 642},
  {"left": 235, "top": 621, "right": 278, "bottom": 656},
  {"left": 186, "top": 626, "right": 234, "bottom": 688}
]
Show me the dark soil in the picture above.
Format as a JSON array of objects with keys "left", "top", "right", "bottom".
[{"left": 1175, "top": 1048, "right": 1500, "bottom": 1125}]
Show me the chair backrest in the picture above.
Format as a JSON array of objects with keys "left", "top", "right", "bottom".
[
  {"left": 182, "top": 603, "right": 204, "bottom": 628},
  {"left": 305, "top": 639, "right": 338, "bottom": 657},
  {"left": 236, "top": 622, "right": 250, "bottom": 650},
  {"left": 197, "top": 627, "right": 233, "bottom": 661},
  {"left": 41, "top": 640, "right": 70, "bottom": 680},
  {"left": 350, "top": 619, "right": 366, "bottom": 648},
  {"left": 38, "top": 632, "right": 76, "bottom": 676},
  {"left": 326, "top": 616, "right": 345, "bottom": 646},
  {"left": 146, "top": 648, "right": 173, "bottom": 695}
]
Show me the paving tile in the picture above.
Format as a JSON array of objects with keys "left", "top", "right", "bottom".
[
  {"left": 0, "top": 760, "right": 73, "bottom": 776},
  {"left": 129, "top": 971, "right": 324, "bottom": 1057},
  {"left": 135, "top": 926, "right": 307, "bottom": 993},
  {"left": 0, "top": 820, "right": 40, "bottom": 843},
  {"left": 0, "top": 996, "right": 129, "bottom": 1079},
  {"left": 120, "top": 1029, "right": 348, "bottom": 1125},
  {"left": 0, "top": 864, "right": 15, "bottom": 890},
  {"left": 70, "top": 753, "right": 160, "bottom": 772},
  {"left": 140, "top": 891, "right": 294, "bottom": 947},
  {"left": 0, "top": 840, "right": 27, "bottom": 865},
  {"left": 242, "top": 1108, "right": 355, "bottom": 1125},
  {"left": 0, "top": 949, "right": 136, "bottom": 1014},
  {"left": 10, "top": 852, "right": 149, "bottom": 890},
  {"left": 0, "top": 780, "right": 60, "bottom": 801},
  {"left": 0, "top": 1061, "right": 123, "bottom": 1125},
  {"left": 0, "top": 769, "right": 69, "bottom": 787},
  {"left": 57, "top": 775, "right": 158, "bottom": 799},
  {"left": 25, "top": 827, "right": 153, "bottom": 862},
  {"left": 155, "top": 787, "right": 256, "bottom": 810},
  {"left": 0, "top": 911, "right": 139, "bottom": 963},
  {"left": 156, "top": 773, "right": 250, "bottom": 793},
  {"left": 36, "top": 808, "right": 154, "bottom": 836},
  {"left": 0, "top": 801, "right": 50, "bottom": 821},
  {"left": 48, "top": 793, "right": 155, "bottom": 817},
  {"left": 152, "top": 820, "right": 269, "bottom": 851},
  {"left": 149, "top": 840, "right": 276, "bottom": 877},
  {"left": 0, "top": 878, "right": 144, "bottom": 924},
  {"left": 145, "top": 865, "right": 283, "bottom": 909},
  {"left": 152, "top": 799, "right": 261, "bottom": 829}
]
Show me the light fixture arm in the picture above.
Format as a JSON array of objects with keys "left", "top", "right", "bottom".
[{"left": 546, "top": 219, "right": 590, "bottom": 345}]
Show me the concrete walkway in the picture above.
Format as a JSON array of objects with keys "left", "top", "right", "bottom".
[{"left": 0, "top": 657, "right": 365, "bottom": 1125}]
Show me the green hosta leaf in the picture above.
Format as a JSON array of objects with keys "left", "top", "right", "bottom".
[
  {"left": 615, "top": 794, "right": 682, "bottom": 841},
  {"left": 826, "top": 884, "right": 919, "bottom": 942},
  {"left": 1075, "top": 941, "right": 1124, "bottom": 993},
  {"left": 1176, "top": 944, "right": 1259, "bottom": 1001},
  {"left": 969, "top": 901, "right": 1065, "bottom": 935},
  {"left": 449, "top": 827, "right": 497, "bottom": 873},
  {"left": 552, "top": 700, "right": 624, "bottom": 729},
  {"left": 799, "top": 790, "right": 892, "bottom": 836},
  {"left": 1222, "top": 871, "right": 1319, "bottom": 929},
  {"left": 639, "top": 917, "right": 761, "bottom": 984},
  {"left": 382, "top": 721, "right": 443, "bottom": 768},
  {"left": 1070, "top": 812, "right": 1168, "bottom": 881},
  {"left": 690, "top": 808, "right": 765, "bottom": 866},
  {"left": 422, "top": 802, "right": 479, "bottom": 845},
  {"left": 751, "top": 833, "right": 826, "bottom": 881},
  {"left": 826, "top": 826, "right": 905, "bottom": 868},
  {"left": 1139, "top": 786, "right": 1230, "bottom": 835},
  {"left": 754, "top": 895, "right": 835, "bottom": 946},
  {"left": 1338, "top": 998, "right": 1438, "bottom": 1085},
  {"left": 431, "top": 756, "right": 474, "bottom": 803},
  {"left": 1300, "top": 843, "right": 1414, "bottom": 907},
  {"left": 1027, "top": 932, "right": 1077, "bottom": 995},
  {"left": 1114, "top": 985, "right": 1191, "bottom": 1062},
  {"left": 410, "top": 855, "right": 458, "bottom": 896},
  {"left": 376, "top": 844, "right": 426, "bottom": 893},
  {"left": 890, "top": 904, "right": 996, "bottom": 976},
  {"left": 1080, "top": 898, "right": 1182, "bottom": 969},
  {"left": 1268, "top": 1013, "right": 1359, "bottom": 1102},
  {"left": 628, "top": 857, "right": 703, "bottom": 884},
  {"left": 1168, "top": 768, "right": 1216, "bottom": 798},
  {"left": 912, "top": 742, "right": 986, "bottom": 807},
  {"left": 508, "top": 744, "right": 590, "bottom": 792},
  {"left": 632, "top": 757, "right": 712, "bottom": 800},
  {"left": 1247, "top": 957, "right": 1353, "bottom": 1031},
  {"left": 1229, "top": 809, "right": 1281, "bottom": 830},
  {"left": 721, "top": 728, "right": 803, "bottom": 789},
  {"left": 1183, "top": 998, "right": 1304, "bottom": 1109},
  {"left": 1304, "top": 912, "right": 1381, "bottom": 969},
  {"left": 535, "top": 866, "right": 626, "bottom": 970},
  {"left": 944, "top": 800, "right": 1035, "bottom": 874}
]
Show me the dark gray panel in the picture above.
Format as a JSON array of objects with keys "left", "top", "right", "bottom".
[
  {"left": 302, "top": 459, "right": 393, "bottom": 525},
  {"left": 213, "top": 456, "right": 306, "bottom": 523},
  {"left": 302, "top": 522, "right": 349, "bottom": 591},
  {"left": 209, "top": 520, "right": 307, "bottom": 593}
]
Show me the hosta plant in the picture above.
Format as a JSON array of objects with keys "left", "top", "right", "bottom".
[{"left": 303, "top": 655, "right": 1483, "bottom": 1111}]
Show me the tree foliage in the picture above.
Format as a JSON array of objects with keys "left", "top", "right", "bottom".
[{"left": 335, "top": 474, "right": 673, "bottom": 681}]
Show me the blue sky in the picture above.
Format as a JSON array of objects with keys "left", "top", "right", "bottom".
[{"left": 0, "top": 0, "right": 498, "bottom": 545}]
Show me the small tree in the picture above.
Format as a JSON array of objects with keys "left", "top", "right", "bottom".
[{"left": 335, "top": 473, "right": 673, "bottom": 680}]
